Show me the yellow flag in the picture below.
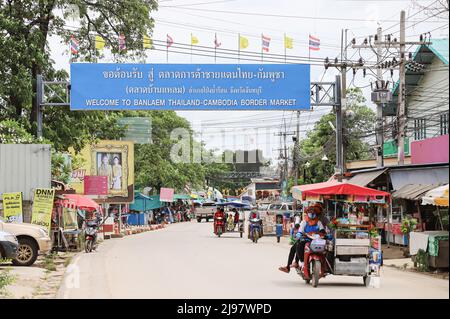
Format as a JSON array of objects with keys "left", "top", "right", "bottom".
[
  {"left": 95, "top": 35, "right": 105, "bottom": 50},
  {"left": 239, "top": 35, "right": 249, "bottom": 50},
  {"left": 143, "top": 34, "right": 152, "bottom": 49},
  {"left": 191, "top": 34, "right": 199, "bottom": 45},
  {"left": 285, "top": 35, "right": 293, "bottom": 49}
]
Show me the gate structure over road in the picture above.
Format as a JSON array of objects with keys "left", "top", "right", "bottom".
[{"left": 69, "top": 63, "right": 311, "bottom": 111}]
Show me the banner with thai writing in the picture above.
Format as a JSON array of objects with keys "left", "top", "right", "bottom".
[
  {"left": 2, "top": 192, "right": 23, "bottom": 223},
  {"left": 70, "top": 63, "right": 311, "bottom": 110},
  {"left": 31, "top": 188, "right": 55, "bottom": 232}
]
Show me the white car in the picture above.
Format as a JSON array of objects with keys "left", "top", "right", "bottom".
[
  {"left": 0, "top": 217, "right": 52, "bottom": 266},
  {"left": 0, "top": 230, "right": 19, "bottom": 260}
]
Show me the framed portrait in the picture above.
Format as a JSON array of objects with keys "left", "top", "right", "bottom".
[{"left": 91, "top": 143, "right": 129, "bottom": 197}]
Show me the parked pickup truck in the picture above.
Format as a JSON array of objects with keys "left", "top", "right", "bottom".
[
  {"left": 0, "top": 216, "right": 52, "bottom": 266},
  {"left": 194, "top": 202, "right": 216, "bottom": 223}
]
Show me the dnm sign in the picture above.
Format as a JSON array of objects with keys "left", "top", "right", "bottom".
[{"left": 70, "top": 63, "right": 311, "bottom": 110}]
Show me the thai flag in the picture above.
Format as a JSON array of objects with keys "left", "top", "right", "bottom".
[
  {"left": 262, "top": 34, "right": 271, "bottom": 52},
  {"left": 309, "top": 34, "right": 320, "bottom": 51},
  {"left": 119, "top": 34, "right": 126, "bottom": 51},
  {"left": 70, "top": 36, "right": 79, "bottom": 55},
  {"left": 167, "top": 34, "right": 174, "bottom": 48}
]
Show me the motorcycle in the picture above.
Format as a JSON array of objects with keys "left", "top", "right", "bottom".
[
  {"left": 85, "top": 220, "right": 98, "bottom": 253},
  {"left": 249, "top": 218, "right": 262, "bottom": 243},
  {"left": 214, "top": 216, "right": 225, "bottom": 237},
  {"left": 295, "top": 233, "right": 328, "bottom": 287}
]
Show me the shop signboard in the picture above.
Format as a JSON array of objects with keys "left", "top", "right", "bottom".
[
  {"left": 2, "top": 192, "right": 23, "bottom": 223},
  {"left": 70, "top": 63, "right": 311, "bottom": 111},
  {"left": 69, "top": 140, "right": 134, "bottom": 203},
  {"left": 84, "top": 176, "right": 108, "bottom": 195},
  {"left": 31, "top": 188, "right": 55, "bottom": 232},
  {"left": 160, "top": 188, "right": 175, "bottom": 202},
  {"left": 63, "top": 208, "right": 78, "bottom": 230}
]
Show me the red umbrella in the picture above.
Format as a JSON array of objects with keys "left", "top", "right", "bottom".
[{"left": 63, "top": 194, "right": 101, "bottom": 211}]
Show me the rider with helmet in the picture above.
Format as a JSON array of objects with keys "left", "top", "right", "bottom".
[
  {"left": 214, "top": 207, "right": 225, "bottom": 234},
  {"left": 248, "top": 208, "right": 262, "bottom": 238},
  {"left": 279, "top": 204, "right": 325, "bottom": 273}
]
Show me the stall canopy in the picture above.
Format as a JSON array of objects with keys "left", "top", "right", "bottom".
[
  {"left": 347, "top": 168, "right": 387, "bottom": 187},
  {"left": 173, "top": 194, "right": 192, "bottom": 201},
  {"left": 62, "top": 194, "right": 101, "bottom": 211},
  {"left": 291, "top": 181, "right": 390, "bottom": 201},
  {"left": 392, "top": 184, "right": 441, "bottom": 201},
  {"left": 422, "top": 184, "right": 449, "bottom": 207}
]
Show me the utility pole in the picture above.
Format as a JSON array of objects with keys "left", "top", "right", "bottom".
[
  {"left": 398, "top": 10, "right": 407, "bottom": 166},
  {"left": 294, "top": 111, "right": 301, "bottom": 186},
  {"left": 335, "top": 75, "right": 343, "bottom": 182},
  {"left": 275, "top": 121, "right": 295, "bottom": 199},
  {"left": 340, "top": 29, "right": 348, "bottom": 177},
  {"left": 376, "top": 27, "right": 385, "bottom": 168},
  {"left": 350, "top": 11, "right": 430, "bottom": 167}
]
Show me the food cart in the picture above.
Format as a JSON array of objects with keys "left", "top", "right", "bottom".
[{"left": 291, "top": 181, "right": 390, "bottom": 287}]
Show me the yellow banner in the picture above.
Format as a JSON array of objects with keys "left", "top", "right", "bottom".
[
  {"left": 31, "top": 188, "right": 55, "bottom": 232},
  {"left": 95, "top": 35, "right": 105, "bottom": 50},
  {"left": 285, "top": 35, "right": 294, "bottom": 49},
  {"left": 239, "top": 35, "right": 249, "bottom": 49},
  {"left": 63, "top": 208, "right": 78, "bottom": 230},
  {"left": 2, "top": 192, "right": 23, "bottom": 223}
]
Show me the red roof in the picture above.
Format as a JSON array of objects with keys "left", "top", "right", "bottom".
[{"left": 293, "top": 181, "right": 390, "bottom": 198}]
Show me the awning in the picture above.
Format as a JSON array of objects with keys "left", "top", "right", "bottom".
[
  {"left": 347, "top": 169, "right": 387, "bottom": 187},
  {"left": 390, "top": 166, "right": 449, "bottom": 190},
  {"left": 392, "top": 184, "right": 441, "bottom": 201},
  {"left": 422, "top": 184, "right": 449, "bottom": 207},
  {"left": 291, "top": 181, "right": 390, "bottom": 201},
  {"left": 63, "top": 194, "right": 100, "bottom": 211},
  {"left": 173, "top": 194, "right": 192, "bottom": 200}
]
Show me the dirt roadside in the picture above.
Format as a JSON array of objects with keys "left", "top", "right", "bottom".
[{"left": 0, "top": 251, "right": 78, "bottom": 299}]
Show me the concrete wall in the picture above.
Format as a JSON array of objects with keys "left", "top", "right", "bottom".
[{"left": 411, "top": 134, "right": 449, "bottom": 165}]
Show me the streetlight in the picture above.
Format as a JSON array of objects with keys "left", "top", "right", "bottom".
[
  {"left": 303, "top": 161, "right": 311, "bottom": 184},
  {"left": 321, "top": 154, "right": 332, "bottom": 178}
]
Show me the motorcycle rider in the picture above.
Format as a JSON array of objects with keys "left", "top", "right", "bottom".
[
  {"left": 214, "top": 207, "right": 225, "bottom": 234},
  {"left": 233, "top": 208, "right": 240, "bottom": 226},
  {"left": 278, "top": 205, "right": 325, "bottom": 273},
  {"left": 278, "top": 223, "right": 302, "bottom": 273},
  {"left": 248, "top": 208, "right": 262, "bottom": 238}
]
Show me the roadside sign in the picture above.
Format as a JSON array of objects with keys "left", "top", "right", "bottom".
[
  {"left": 2, "top": 192, "right": 23, "bottom": 223},
  {"left": 84, "top": 176, "right": 109, "bottom": 195},
  {"left": 160, "top": 188, "right": 175, "bottom": 202},
  {"left": 31, "top": 188, "right": 55, "bottom": 232},
  {"left": 70, "top": 63, "right": 311, "bottom": 111}
]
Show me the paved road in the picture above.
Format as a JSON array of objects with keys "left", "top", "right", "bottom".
[{"left": 58, "top": 221, "right": 449, "bottom": 299}]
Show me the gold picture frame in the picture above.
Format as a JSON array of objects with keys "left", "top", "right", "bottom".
[{"left": 91, "top": 143, "right": 129, "bottom": 197}]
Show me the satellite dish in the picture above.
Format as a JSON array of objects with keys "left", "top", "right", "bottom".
[{"left": 142, "top": 187, "right": 152, "bottom": 195}]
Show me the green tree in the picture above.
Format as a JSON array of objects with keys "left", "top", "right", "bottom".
[
  {"left": 299, "top": 88, "right": 376, "bottom": 183},
  {"left": 0, "top": 0, "right": 158, "bottom": 151}
]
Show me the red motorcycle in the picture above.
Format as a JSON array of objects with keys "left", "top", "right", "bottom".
[
  {"left": 296, "top": 233, "right": 328, "bottom": 287},
  {"left": 214, "top": 216, "right": 225, "bottom": 237}
]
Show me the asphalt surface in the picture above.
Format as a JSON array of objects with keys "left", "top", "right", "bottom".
[{"left": 58, "top": 220, "right": 449, "bottom": 299}]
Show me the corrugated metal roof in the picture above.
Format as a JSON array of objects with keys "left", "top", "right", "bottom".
[
  {"left": 0, "top": 144, "right": 52, "bottom": 201},
  {"left": 392, "top": 184, "right": 441, "bottom": 200},
  {"left": 347, "top": 169, "right": 387, "bottom": 187}
]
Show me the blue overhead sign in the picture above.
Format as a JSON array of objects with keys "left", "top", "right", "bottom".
[{"left": 70, "top": 63, "right": 310, "bottom": 110}]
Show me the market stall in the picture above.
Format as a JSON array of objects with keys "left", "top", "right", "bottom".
[
  {"left": 408, "top": 184, "right": 450, "bottom": 269},
  {"left": 291, "top": 181, "right": 391, "bottom": 281},
  {"left": 52, "top": 194, "right": 102, "bottom": 251}
]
